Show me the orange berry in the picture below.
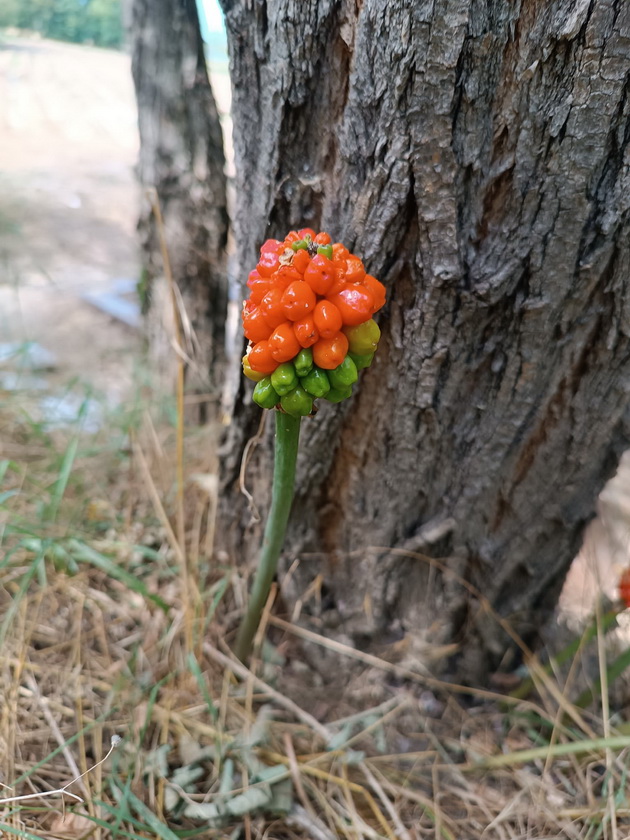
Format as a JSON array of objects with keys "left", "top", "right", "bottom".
[
  {"left": 268, "top": 321, "right": 301, "bottom": 362},
  {"left": 293, "top": 315, "right": 319, "bottom": 348},
  {"left": 292, "top": 248, "right": 311, "bottom": 274},
  {"left": 362, "top": 274, "right": 386, "bottom": 312},
  {"left": 247, "top": 270, "right": 273, "bottom": 304},
  {"left": 303, "top": 254, "right": 336, "bottom": 296},
  {"left": 260, "top": 287, "right": 286, "bottom": 328},
  {"left": 248, "top": 340, "right": 278, "bottom": 374},
  {"left": 313, "top": 299, "right": 342, "bottom": 338},
  {"left": 284, "top": 230, "right": 301, "bottom": 245},
  {"left": 314, "top": 231, "right": 332, "bottom": 245},
  {"left": 275, "top": 264, "right": 302, "bottom": 289},
  {"left": 327, "top": 272, "right": 346, "bottom": 296},
  {"left": 281, "top": 280, "right": 316, "bottom": 321},
  {"left": 298, "top": 227, "right": 316, "bottom": 240},
  {"left": 260, "top": 238, "right": 283, "bottom": 255},
  {"left": 329, "top": 285, "right": 375, "bottom": 326},
  {"left": 257, "top": 250, "right": 281, "bottom": 277},
  {"left": 312, "top": 332, "right": 349, "bottom": 369},
  {"left": 344, "top": 256, "right": 366, "bottom": 283},
  {"left": 242, "top": 302, "right": 273, "bottom": 343},
  {"left": 332, "top": 243, "right": 350, "bottom": 261}
]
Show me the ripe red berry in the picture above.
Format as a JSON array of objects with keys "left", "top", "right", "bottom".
[
  {"left": 313, "top": 299, "right": 342, "bottom": 338},
  {"left": 312, "top": 332, "right": 349, "bottom": 369},
  {"left": 257, "top": 250, "right": 281, "bottom": 277},
  {"left": 362, "top": 274, "right": 387, "bottom": 312},
  {"left": 248, "top": 340, "right": 278, "bottom": 374},
  {"left": 260, "top": 287, "right": 286, "bottom": 328},
  {"left": 268, "top": 322, "right": 301, "bottom": 362},
  {"left": 281, "top": 280, "right": 316, "bottom": 321},
  {"left": 303, "top": 254, "right": 336, "bottom": 296},
  {"left": 298, "top": 227, "right": 317, "bottom": 240},
  {"left": 247, "top": 270, "right": 273, "bottom": 304},
  {"left": 242, "top": 301, "right": 273, "bottom": 343},
  {"left": 260, "top": 238, "right": 283, "bottom": 255},
  {"left": 292, "top": 248, "right": 311, "bottom": 274},
  {"left": 328, "top": 285, "right": 375, "bottom": 326},
  {"left": 344, "top": 256, "right": 366, "bottom": 284},
  {"left": 293, "top": 315, "right": 319, "bottom": 348}
]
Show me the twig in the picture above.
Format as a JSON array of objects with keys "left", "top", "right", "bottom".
[
  {"left": 23, "top": 672, "right": 88, "bottom": 798},
  {"left": 239, "top": 410, "right": 267, "bottom": 521},
  {"left": 359, "top": 761, "right": 412, "bottom": 840},
  {"left": 132, "top": 439, "right": 184, "bottom": 565},
  {"left": 0, "top": 736, "right": 121, "bottom": 806},
  {"left": 283, "top": 732, "right": 315, "bottom": 819},
  {"left": 148, "top": 187, "right": 191, "bottom": 654},
  {"left": 286, "top": 805, "right": 337, "bottom": 840},
  {"left": 204, "top": 641, "right": 331, "bottom": 744}
]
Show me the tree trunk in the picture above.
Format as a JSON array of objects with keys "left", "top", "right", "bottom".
[
  {"left": 220, "top": 0, "right": 630, "bottom": 684},
  {"left": 131, "top": 0, "right": 228, "bottom": 405}
]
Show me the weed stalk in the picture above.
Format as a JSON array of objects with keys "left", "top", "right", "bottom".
[{"left": 234, "top": 411, "right": 301, "bottom": 661}]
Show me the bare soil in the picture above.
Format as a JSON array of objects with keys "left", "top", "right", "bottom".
[{"left": 0, "top": 34, "right": 140, "bottom": 405}]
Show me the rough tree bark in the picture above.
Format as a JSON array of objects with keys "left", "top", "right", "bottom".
[
  {"left": 131, "top": 0, "right": 228, "bottom": 401},
  {"left": 219, "top": 0, "right": 630, "bottom": 684}
]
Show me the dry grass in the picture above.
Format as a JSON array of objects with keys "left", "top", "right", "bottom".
[{"left": 2, "top": 386, "right": 630, "bottom": 840}]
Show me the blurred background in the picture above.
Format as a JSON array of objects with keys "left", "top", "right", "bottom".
[
  {"left": 3, "top": 4, "right": 630, "bottom": 837},
  {"left": 0, "top": 0, "right": 229, "bottom": 424},
  {"left": 1, "top": 0, "right": 629, "bottom": 653},
  {"left": 2, "top": 0, "right": 627, "bottom": 622}
]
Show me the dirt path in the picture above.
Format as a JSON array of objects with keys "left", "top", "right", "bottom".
[{"left": 0, "top": 35, "right": 140, "bottom": 409}]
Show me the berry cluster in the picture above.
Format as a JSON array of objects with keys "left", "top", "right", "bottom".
[{"left": 242, "top": 229, "right": 386, "bottom": 416}]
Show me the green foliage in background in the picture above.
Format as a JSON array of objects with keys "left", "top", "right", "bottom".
[{"left": 0, "top": 0, "right": 123, "bottom": 50}]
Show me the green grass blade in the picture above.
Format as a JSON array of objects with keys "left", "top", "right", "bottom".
[
  {"left": 120, "top": 789, "right": 181, "bottom": 840},
  {"left": 187, "top": 652, "right": 218, "bottom": 721},
  {"left": 0, "top": 548, "right": 45, "bottom": 647},
  {"left": 0, "top": 459, "right": 12, "bottom": 483},
  {"left": 472, "top": 734, "right": 630, "bottom": 769},
  {"left": 80, "top": 809, "right": 155, "bottom": 840},
  {"left": 0, "top": 822, "right": 51, "bottom": 840},
  {"left": 575, "top": 644, "right": 630, "bottom": 709},
  {"left": 67, "top": 539, "right": 169, "bottom": 612}
]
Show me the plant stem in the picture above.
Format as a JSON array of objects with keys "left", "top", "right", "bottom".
[{"left": 234, "top": 410, "right": 301, "bottom": 662}]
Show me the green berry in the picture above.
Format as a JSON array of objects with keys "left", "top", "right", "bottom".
[
  {"left": 294, "top": 347, "right": 314, "bottom": 377},
  {"left": 301, "top": 367, "right": 330, "bottom": 398},
  {"left": 328, "top": 356, "right": 358, "bottom": 389},
  {"left": 271, "top": 363, "right": 298, "bottom": 396},
  {"left": 349, "top": 351, "right": 375, "bottom": 371},
  {"left": 291, "top": 239, "right": 309, "bottom": 252},
  {"left": 281, "top": 386, "right": 313, "bottom": 417},
  {"left": 325, "top": 385, "right": 353, "bottom": 403},
  {"left": 253, "top": 377, "right": 280, "bottom": 409},
  {"left": 343, "top": 319, "right": 381, "bottom": 355},
  {"left": 317, "top": 244, "right": 333, "bottom": 260}
]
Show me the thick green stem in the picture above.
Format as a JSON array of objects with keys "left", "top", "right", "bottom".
[{"left": 234, "top": 410, "right": 301, "bottom": 662}]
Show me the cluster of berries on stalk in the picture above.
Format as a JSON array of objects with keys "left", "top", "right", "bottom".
[{"left": 242, "top": 228, "right": 386, "bottom": 416}]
